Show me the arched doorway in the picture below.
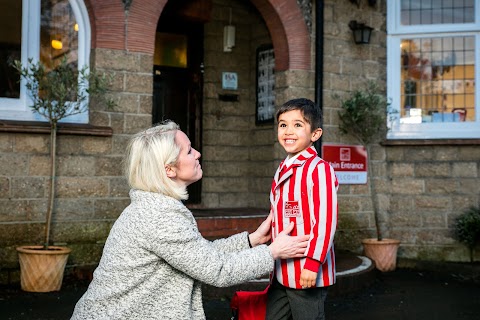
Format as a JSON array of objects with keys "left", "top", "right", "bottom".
[{"left": 153, "top": 1, "right": 209, "bottom": 204}]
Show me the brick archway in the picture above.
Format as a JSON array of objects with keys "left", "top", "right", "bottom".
[
  {"left": 85, "top": 0, "right": 167, "bottom": 52},
  {"left": 250, "top": 0, "right": 311, "bottom": 71},
  {"left": 86, "top": 0, "right": 310, "bottom": 72}
]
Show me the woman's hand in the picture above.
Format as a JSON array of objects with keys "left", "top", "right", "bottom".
[
  {"left": 248, "top": 213, "right": 273, "bottom": 247},
  {"left": 268, "top": 222, "right": 309, "bottom": 260}
]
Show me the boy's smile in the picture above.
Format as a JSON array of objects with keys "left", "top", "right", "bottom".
[{"left": 278, "top": 109, "right": 322, "bottom": 157}]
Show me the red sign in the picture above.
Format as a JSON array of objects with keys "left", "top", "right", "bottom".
[{"left": 322, "top": 144, "right": 368, "bottom": 184}]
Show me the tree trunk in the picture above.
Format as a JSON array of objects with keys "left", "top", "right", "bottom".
[
  {"left": 44, "top": 124, "right": 57, "bottom": 249},
  {"left": 367, "top": 144, "right": 383, "bottom": 241}
]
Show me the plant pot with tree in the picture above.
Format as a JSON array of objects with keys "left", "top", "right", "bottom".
[
  {"left": 12, "top": 57, "right": 114, "bottom": 292},
  {"left": 337, "top": 81, "right": 400, "bottom": 272}
]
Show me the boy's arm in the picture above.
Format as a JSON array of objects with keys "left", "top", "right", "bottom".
[{"left": 304, "top": 161, "right": 338, "bottom": 270}]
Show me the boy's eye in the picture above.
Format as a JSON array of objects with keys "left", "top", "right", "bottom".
[{"left": 295, "top": 123, "right": 303, "bottom": 127}]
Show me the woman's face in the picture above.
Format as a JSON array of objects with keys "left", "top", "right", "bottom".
[{"left": 168, "top": 130, "right": 202, "bottom": 187}]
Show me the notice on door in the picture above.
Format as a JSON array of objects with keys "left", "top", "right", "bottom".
[{"left": 322, "top": 144, "right": 368, "bottom": 184}]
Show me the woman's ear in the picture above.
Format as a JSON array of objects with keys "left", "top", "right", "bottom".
[
  {"left": 311, "top": 128, "right": 323, "bottom": 142},
  {"left": 165, "top": 165, "right": 176, "bottom": 179}
]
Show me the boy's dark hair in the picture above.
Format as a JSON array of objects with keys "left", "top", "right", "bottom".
[{"left": 276, "top": 98, "right": 322, "bottom": 129}]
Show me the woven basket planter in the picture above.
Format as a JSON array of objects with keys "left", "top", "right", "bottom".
[
  {"left": 16, "top": 245, "right": 71, "bottom": 292},
  {"left": 362, "top": 238, "right": 400, "bottom": 272}
]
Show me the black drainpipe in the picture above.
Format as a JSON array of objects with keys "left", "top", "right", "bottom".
[{"left": 314, "top": 0, "right": 324, "bottom": 156}]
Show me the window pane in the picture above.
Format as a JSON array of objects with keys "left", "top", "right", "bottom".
[
  {"left": 400, "top": 36, "right": 475, "bottom": 123},
  {"left": 154, "top": 33, "right": 188, "bottom": 68},
  {"left": 401, "top": 0, "right": 475, "bottom": 25},
  {"left": 41, "top": 0, "right": 78, "bottom": 70},
  {"left": 0, "top": 0, "right": 22, "bottom": 98}
]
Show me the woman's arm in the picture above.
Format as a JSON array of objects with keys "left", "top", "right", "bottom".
[
  {"left": 209, "top": 212, "right": 273, "bottom": 254},
  {"left": 146, "top": 208, "right": 308, "bottom": 288}
]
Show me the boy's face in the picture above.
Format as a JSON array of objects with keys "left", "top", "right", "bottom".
[{"left": 277, "top": 109, "right": 322, "bottom": 157}]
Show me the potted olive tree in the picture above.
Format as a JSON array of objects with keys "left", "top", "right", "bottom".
[
  {"left": 453, "top": 206, "right": 480, "bottom": 262},
  {"left": 12, "top": 57, "right": 114, "bottom": 292},
  {"left": 337, "top": 81, "right": 400, "bottom": 272}
]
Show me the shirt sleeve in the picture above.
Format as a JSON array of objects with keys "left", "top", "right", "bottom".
[{"left": 304, "top": 257, "right": 321, "bottom": 272}]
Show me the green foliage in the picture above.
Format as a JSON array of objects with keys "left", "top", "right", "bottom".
[
  {"left": 337, "top": 81, "right": 391, "bottom": 146},
  {"left": 12, "top": 57, "right": 114, "bottom": 126},
  {"left": 11, "top": 57, "right": 115, "bottom": 248},
  {"left": 336, "top": 81, "right": 393, "bottom": 241},
  {"left": 454, "top": 206, "right": 480, "bottom": 261}
]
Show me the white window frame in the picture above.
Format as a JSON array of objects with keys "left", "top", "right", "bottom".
[
  {"left": 0, "top": 0, "right": 91, "bottom": 124},
  {"left": 387, "top": 1, "right": 480, "bottom": 139}
]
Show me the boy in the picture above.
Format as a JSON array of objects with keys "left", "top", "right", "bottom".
[{"left": 266, "top": 98, "right": 338, "bottom": 320}]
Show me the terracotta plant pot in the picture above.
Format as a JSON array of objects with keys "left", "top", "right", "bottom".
[
  {"left": 16, "top": 245, "right": 71, "bottom": 292},
  {"left": 361, "top": 238, "right": 400, "bottom": 272}
]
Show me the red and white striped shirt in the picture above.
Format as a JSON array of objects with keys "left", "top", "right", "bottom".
[{"left": 270, "top": 146, "right": 338, "bottom": 289}]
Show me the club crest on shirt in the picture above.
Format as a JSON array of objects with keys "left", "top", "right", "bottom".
[{"left": 284, "top": 201, "right": 300, "bottom": 218}]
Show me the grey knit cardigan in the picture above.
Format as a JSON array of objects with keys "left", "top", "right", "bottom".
[{"left": 71, "top": 189, "right": 273, "bottom": 320}]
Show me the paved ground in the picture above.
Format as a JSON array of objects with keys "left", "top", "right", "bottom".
[{"left": 0, "top": 267, "right": 479, "bottom": 319}]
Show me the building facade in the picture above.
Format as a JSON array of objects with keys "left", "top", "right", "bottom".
[{"left": 0, "top": 0, "right": 478, "bottom": 283}]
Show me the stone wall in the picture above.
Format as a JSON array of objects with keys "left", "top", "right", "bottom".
[
  {"left": 1, "top": 0, "right": 476, "bottom": 286},
  {"left": 323, "top": 0, "right": 479, "bottom": 262},
  {"left": 0, "top": 49, "right": 151, "bottom": 283},
  {"left": 385, "top": 144, "right": 480, "bottom": 261},
  {"left": 201, "top": 0, "right": 277, "bottom": 209},
  {"left": 0, "top": 0, "right": 318, "bottom": 284}
]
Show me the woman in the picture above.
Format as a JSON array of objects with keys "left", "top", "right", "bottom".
[{"left": 71, "top": 121, "right": 309, "bottom": 320}]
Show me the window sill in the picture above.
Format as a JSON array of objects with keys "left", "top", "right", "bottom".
[
  {"left": 0, "top": 120, "right": 113, "bottom": 137},
  {"left": 382, "top": 139, "right": 480, "bottom": 146}
]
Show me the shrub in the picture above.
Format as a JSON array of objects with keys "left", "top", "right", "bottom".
[{"left": 454, "top": 206, "right": 480, "bottom": 262}]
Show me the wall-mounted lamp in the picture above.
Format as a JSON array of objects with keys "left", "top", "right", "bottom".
[
  {"left": 349, "top": 20, "right": 373, "bottom": 44},
  {"left": 349, "top": 0, "right": 377, "bottom": 8},
  {"left": 223, "top": 25, "right": 235, "bottom": 52},
  {"left": 223, "top": 8, "right": 235, "bottom": 52}
]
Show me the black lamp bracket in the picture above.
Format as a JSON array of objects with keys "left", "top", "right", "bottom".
[{"left": 349, "top": 0, "right": 377, "bottom": 8}]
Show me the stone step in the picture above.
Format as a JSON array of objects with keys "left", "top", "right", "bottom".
[{"left": 202, "top": 251, "right": 376, "bottom": 299}]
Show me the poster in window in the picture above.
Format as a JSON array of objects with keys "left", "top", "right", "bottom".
[{"left": 256, "top": 45, "right": 275, "bottom": 124}]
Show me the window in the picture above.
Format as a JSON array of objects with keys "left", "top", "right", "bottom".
[
  {"left": 256, "top": 44, "right": 275, "bottom": 125},
  {"left": 0, "top": 0, "right": 91, "bottom": 123},
  {"left": 154, "top": 33, "right": 188, "bottom": 68},
  {"left": 387, "top": 0, "right": 480, "bottom": 139}
]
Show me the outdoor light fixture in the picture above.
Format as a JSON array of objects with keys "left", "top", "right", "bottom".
[
  {"left": 349, "top": 20, "right": 373, "bottom": 44},
  {"left": 223, "top": 25, "right": 235, "bottom": 52},
  {"left": 223, "top": 8, "right": 235, "bottom": 52},
  {"left": 349, "top": 0, "right": 377, "bottom": 8}
]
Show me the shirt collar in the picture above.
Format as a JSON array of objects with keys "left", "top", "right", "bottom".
[{"left": 283, "top": 146, "right": 317, "bottom": 167}]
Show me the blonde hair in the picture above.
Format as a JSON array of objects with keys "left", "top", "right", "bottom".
[{"left": 124, "top": 120, "right": 188, "bottom": 200}]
